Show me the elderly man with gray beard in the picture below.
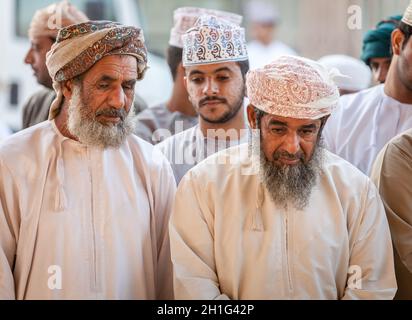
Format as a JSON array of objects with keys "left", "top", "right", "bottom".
[
  {"left": 169, "top": 56, "right": 397, "bottom": 300},
  {"left": 0, "top": 21, "right": 175, "bottom": 300}
]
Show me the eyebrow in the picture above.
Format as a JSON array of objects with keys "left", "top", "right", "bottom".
[
  {"left": 268, "top": 120, "right": 288, "bottom": 126},
  {"left": 98, "top": 75, "right": 137, "bottom": 85},
  {"left": 267, "top": 120, "right": 318, "bottom": 129},
  {"left": 189, "top": 67, "right": 233, "bottom": 77},
  {"left": 300, "top": 124, "right": 318, "bottom": 130}
]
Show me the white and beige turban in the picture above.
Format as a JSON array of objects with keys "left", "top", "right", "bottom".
[
  {"left": 318, "top": 55, "right": 371, "bottom": 92},
  {"left": 46, "top": 21, "right": 148, "bottom": 120},
  {"left": 28, "top": 0, "right": 88, "bottom": 41},
  {"left": 402, "top": 0, "right": 412, "bottom": 26},
  {"left": 169, "top": 7, "right": 242, "bottom": 48},
  {"left": 182, "top": 14, "right": 248, "bottom": 67},
  {"left": 246, "top": 55, "right": 341, "bottom": 119}
]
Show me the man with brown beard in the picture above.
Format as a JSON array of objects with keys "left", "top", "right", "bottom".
[
  {"left": 169, "top": 56, "right": 397, "bottom": 300},
  {"left": 157, "top": 14, "right": 249, "bottom": 184},
  {"left": 0, "top": 21, "right": 175, "bottom": 300}
]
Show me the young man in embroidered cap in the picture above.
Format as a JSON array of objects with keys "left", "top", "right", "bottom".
[
  {"left": 0, "top": 21, "right": 175, "bottom": 300},
  {"left": 135, "top": 7, "right": 242, "bottom": 144},
  {"left": 324, "top": 1, "right": 412, "bottom": 175},
  {"left": 170, "top": 56, "right": 397, "bottom": 300},
  {"left": 157, "top": 14, "right": 250, "bottom": 184},
  {"left": 361, "top": 15, "right": 402, "bottom": 84}
]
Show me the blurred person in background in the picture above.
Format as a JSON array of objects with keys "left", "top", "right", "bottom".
[
  {"left": 23, "top": 0, "right": 88, "bottom": 129},
  {"left": 135, "top": 7, "right": 242, "bottom": 144},
  {"left": 318, "top": 54, "right": 371, "bottom": 95},
  {"left": 245, "top": 0, "right": 296, "bottom": 70},
  {"left": 323, "top": 2, "right": 412, "bottom": 175},
  {"left": 361, "top": 15, "right": 402, "bottom": 84}
]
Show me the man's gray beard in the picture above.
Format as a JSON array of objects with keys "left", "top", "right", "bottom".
[
  {"left": 67, "top": 84, "right": 136, "bottom": 149},
  {"left": 250, "top": 130, "right": 324, "bottom": 211}
]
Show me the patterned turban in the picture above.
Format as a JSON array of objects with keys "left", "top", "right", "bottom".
[
  {"left": 28, "top": 0, "right": 88, "bottom": 41},
  {"left": 361, "top": 15, "right": 401, "bottom": 65},
  {"left": 182, "top": 14, "right": 248, "bottom": 67},
  {"left": 169, "top": 7, "right": 242, "bottom": 48},
  {"left": 246, "top": 56, "right": 340, "bottom": 120},
  {"left": 46, "top": 21, "right": 148, "bottom": 120}
]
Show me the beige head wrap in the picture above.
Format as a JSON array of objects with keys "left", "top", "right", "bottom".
[
  {"left": 246, "top": 55, "right": 341, "bottom": 119},
  {"left": 28, "top": 0, "right": 88, "bottom": 41},
  {"left": 46, "top": 21, "right": 148, "bottom": 120}
]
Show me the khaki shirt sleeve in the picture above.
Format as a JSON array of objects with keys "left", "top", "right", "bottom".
[{"left": 371, "top": 137, "right": 412, "bottom": 274}]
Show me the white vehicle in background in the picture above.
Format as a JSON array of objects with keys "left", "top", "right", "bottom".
[{"left": 0, "top": 0, "right": 172, "bottom": 131}]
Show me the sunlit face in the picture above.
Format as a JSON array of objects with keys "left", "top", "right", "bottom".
[
  {"left": 75, "top": 55, "right": 137, "bottom": 123},
  {"left": 250, "top": 111, "right": 323, "bottom": 166},
  {"left": 247, "top": 105, "right": 326, "bottom": 210},
  {"left": 24, "top": 35, "right": 54, "bottom": 88},
  {"left": 185, "top": 61, "right": 245, "bottom": 124},
  {"left": 64, "top": 55, "right": 138, "bottom": 148},
  {"left": 369, "top": 57, "right": 391, "bottom": 84}
]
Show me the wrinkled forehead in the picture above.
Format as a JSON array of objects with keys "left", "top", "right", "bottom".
[
  {"left": 81, "top": 55, "right": 139, "bottom": 82},
  {"left": 261, "top": 113, "right": 322, "bottom": 128}
]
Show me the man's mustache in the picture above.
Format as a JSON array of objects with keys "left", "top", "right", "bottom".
[
  {"left": 199, "top": 96, "right": 227, "bottom": 107},
  {"left": 272, "top": 150, "right": 305, "bottom": 162},
  {"left": 95, "top": 108, "right": 127, "bottom": 121}
]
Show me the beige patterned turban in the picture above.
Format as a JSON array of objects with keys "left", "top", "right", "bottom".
[
  {"left": 46, "top": 21, "right": 148, "bottom": 120},
  {"left": 169, "top": 7, "right": 242, "bottom": 48},
  {"left": 28, "top": 0, "right": 88, "bottom": 41},
  {"left": 182, "top": 15, "right": 248, "bottom": 67},
  {"left": 246, "top": 55, "right": 341, "bottom": 120}
]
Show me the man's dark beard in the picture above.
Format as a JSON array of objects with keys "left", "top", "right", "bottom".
[
  {"left": 198, "top": 94, "right": 244, "bottom": 124},
  {"left": 259, "top": 140, "right": 324, "bottom": 211}
]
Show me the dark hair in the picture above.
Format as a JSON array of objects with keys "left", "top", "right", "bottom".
[
  {"left": 166, "top": 45, "right": 183, "bottom": 81},
  {"left": 236, "top": 59, "right": 250, "bottom": 81},
  {"left": 253, "top": 106, "right": 267, "bottom": 129},
  {"left": 399, "top": 21, "right": 412, "bottom": 49}
]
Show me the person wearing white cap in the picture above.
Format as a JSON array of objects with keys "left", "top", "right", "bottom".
[
  {"left": 157, "top": 14, "right": 250, "bottom": 184},
  {"left": 318, "top": 54, "right": 371, "bottom": 95},
  {"left": 170, "top": 55, "right": 397, "bottom": 300},
  {"left": 135, "top": 7, "right": 242, "bottom": 144},
  {"left": 245, "top": 0, "right": 296, "bottom": 70},
  {"left": 22, "top": 1, "right": 88, "bottom": 129},
  {"left": 323, "top": 1, "right": 412, "bottom": 175}
]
